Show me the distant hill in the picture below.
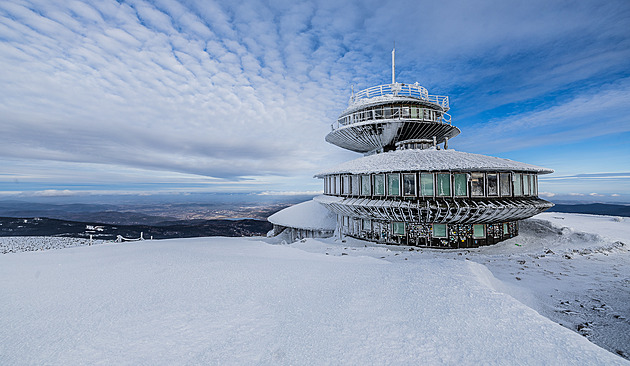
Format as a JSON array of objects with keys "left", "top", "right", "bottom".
[
  {"left": 547, "top": 203, "right": 630, "bottom": 217},
  {"left": 0, "top": 217, "right": 272, "bottom": 240}
]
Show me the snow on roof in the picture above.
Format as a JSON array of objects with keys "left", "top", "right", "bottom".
[
  {"left": 315, "top": 148, "right": 553, "bottom": 177},
  {"left": 267, "top": 199, "right": 337, "bottom": 231}
]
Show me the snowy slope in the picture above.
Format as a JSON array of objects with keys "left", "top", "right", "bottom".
[{"left": 1, "top": 214, "right": 629, "bottom": 365}]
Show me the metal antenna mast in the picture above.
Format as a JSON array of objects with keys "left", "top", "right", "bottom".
[{"left": 391, "top": 43, "right": 396, "bottom": 84}]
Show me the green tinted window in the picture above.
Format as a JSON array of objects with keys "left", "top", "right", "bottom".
[
  {"left": 453, "top": 174, "right": 467, "bottom": 196},
  {"left": 513, "top": 173, "right": 523, "bottom": 196},
  {"left": 473, "top": 224, "right": 485, "bottom": 238},
  {"left": 437, "top": 173, "right": 451, "bottom": 196},
  {"left": 374, "top": 174, "right": 385, "bottom": 195},
  {"left": 433, "top": 224, "right": 447, "bottom": 238},
  {"left": 392, "top": 222, "right": 405, "bottom": 235},
  {"left": 421, "top": 173, "right": 434, "bottom": 196},
  {"left": 342, "top": 175, "right": 350, "bottom": 195},
  {"left": 387, "top": 173, "right": 400, "bottom": 196},
  {"left": 361, "top": 175, "right": 371, "bottom": 196},
  {"left": 523, "top": 175, "right": 530, "bottom": 195}
]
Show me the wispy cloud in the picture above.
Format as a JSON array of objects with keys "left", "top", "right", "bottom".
[
  {"left": 540, "top": 173, "right": 630, "bottom": 181},
  {"left": 0, "top": 0, "right": 628, "bottom": 195},
  {"left": 454, "top": 79, "right": 630, "bottom": 153}
]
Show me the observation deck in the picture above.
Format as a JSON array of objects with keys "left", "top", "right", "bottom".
[
  {"left": 326, "top": 82, "right": 459, "bottom": 154},
  {"left": 349, "top": 82, "right": 450, "bottom": 111}
]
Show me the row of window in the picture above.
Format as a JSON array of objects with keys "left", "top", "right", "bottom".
[
  {"left": 342, "top": 216, "right": 502, "bottom": 239},
  {"left": 337, "top": 104, "right": 443, "bottom": 126},
  {"left": 323, "top": 171, "right": 538, "bottom": 198}
]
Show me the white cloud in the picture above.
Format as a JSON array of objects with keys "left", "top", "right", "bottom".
[
  {"left": 454, "top": 79, "right": 630, "bottom": 153},
  {"left": 538, "top": 192, "right": 555, "bottom": 198},
  {"left": 0, "top": 0, "right": 628, "bottom": 194},
  {"left": 258, "top": 191, "right": 322, "bottom": 196},
  {"left": 31, "top": 189, "right": 75, "bottom": 197}
]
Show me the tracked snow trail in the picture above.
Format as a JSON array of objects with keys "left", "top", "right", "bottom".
[{"left": 1, "top": 232, "right": 627, "bottom": 365}]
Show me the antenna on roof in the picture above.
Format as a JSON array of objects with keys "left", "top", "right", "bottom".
[{"left": 391, "top": 42, "right": 396, "bottom": 84}]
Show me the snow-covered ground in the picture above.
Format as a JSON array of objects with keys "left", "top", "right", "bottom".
[
  {"left": 1, "top": 213, "right": 628, "bottom": 364},
  {"left": 0, "top": 236, "right": 107, "bottom": 254}
]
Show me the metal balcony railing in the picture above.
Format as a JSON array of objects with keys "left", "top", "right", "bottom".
[
  {"left": 331, "top": 105, "right": 452, "bottom": 131},
  {"left": 350, "top": 82, "right": 449, "bottom": 110}
]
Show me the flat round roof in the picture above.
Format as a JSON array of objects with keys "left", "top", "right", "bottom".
[{"left": 315, "top": 148, "right": 554, "bottom": 177}]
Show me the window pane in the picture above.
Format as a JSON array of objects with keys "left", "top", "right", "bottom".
[
  {"left": 499, "top": 173, "right": 511, "bottom": 196},
  {"left": 473, "top": 224, "right": 485, "bottom": 238},
  {"left": 403, "top": 173, "right": 416, "bottom": 196},
  {"left": 453, "top": 174, "right": 467, "bottom": 196},
  {"left": 342, "top": 175, "right": 350, "bottom": 195},
  {"left": 523, "top": 175, "right": 530, "bottom": 195},
  {"left": 487, "top": 173, "right": 498, "bottom": 196},
  {"left": 471, "top": 172, "right": 484, "bottom": 196},
  {"left": 513, "top": 173, "right": 523, "bottom": 196},
  {"left": 334, "top": 176, "right": 340, "bottom": 195},
  {"left": 383, "top": 107, "right": 392, "bottom": 119},
  {"left": 374, "top": 174, "right": 385, "bottom": 195},
  {"left": 421, "top": 173, "right": 434, "bottom": 196},
  {"left": 361, "top": 175, "right": 371, "bottom": 196},
  {"left": 387, "top": 173, "right": 400, "bottom": 196},
  {"left": 433, "top": 224, "right": 447, "bottom": 238},
  {"left": 392, "top": 222, "right": 405, "bottom": 235},
  {"left": 362, "top": 219, "right": 371, "bottom": 231},
  {"left": 437, "top": 173, "right": 451, "bottom": 196},
  {"left": 411, "top": 107, "right": 419, "bottom": 118},
  {"left": 532, "top": 174, "right": 537, "bottom": 195},
  {"left": 503, "top": 223, "right": 508, "bottom": 234},
  {"left": 351, "top": 175, "right": 359, "bottom": 195}
]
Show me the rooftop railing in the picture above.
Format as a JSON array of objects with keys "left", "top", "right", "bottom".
[
  {"left": 331, "top": 105, "right": 452, "bottom": 131},
  {"left": 350, "top": 82, "right": 449, "bottom": 110}
]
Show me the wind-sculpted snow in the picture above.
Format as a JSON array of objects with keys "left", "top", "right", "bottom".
[
  {"left": 469, "top": 213, "right": 630, "bottom": 360},
  {"left": 267, "top": 199, "right": 337, "bottom": 231},
  {"left": 2, "top": 224, "right": 629, "bottom": 364}
]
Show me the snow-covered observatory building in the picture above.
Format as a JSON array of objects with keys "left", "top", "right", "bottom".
[{"left": 271, "top": 53, "right": 554, "bottom": 248}]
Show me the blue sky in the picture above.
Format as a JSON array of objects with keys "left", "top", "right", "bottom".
[{"left": 0, "top": 0, "right": 629, "bottom": 202}]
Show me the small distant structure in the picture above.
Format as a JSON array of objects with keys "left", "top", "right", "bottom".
[
  {"left": 85, "top": 225, "right": 105, "bottom": 232},
  {"left": 268, "top": 200, "right": 336, "bottom": 242},
  {"left": 115, "top": 232, "right": 145, "bottom": 243}
]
